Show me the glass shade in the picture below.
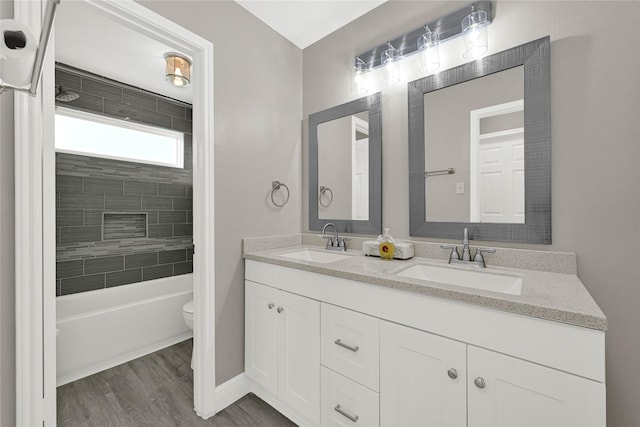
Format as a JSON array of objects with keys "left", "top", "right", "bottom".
[
  {"left": 417, "top": 27, "right": 440, "bottom": 74},
  {"left": 462, "top": 9, "right": 489, "bottom": 59},
  {"left": 353, "top": 58, "right": 369, "bottom": 95},
  {"left": 164, "top": 53, "right": 191, "bottom": 87},
  {"left": 381, "top": 44, "right": 401, "bottom": 85}
]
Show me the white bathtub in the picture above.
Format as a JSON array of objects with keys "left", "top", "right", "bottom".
[{"left": 56, "top": 275, "right": 193, "bottom": 386}]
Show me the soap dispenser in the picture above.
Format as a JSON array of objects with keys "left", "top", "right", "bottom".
[{"left": 378, "top": 228, "right": 395, "bottom": 260}]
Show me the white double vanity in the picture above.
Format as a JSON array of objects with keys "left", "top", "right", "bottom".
[{"left": 242, "top": 235, "right": 606, "bottom": 427}]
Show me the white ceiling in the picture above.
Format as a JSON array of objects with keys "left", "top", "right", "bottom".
[
  {"left": 55, "top": 1, "right": 387, "bottom": 101},
  {"left": 55, "top": 1, "right": 193, "bottom": 103},
  {"left": 235, "top": 0, "right": 387, "bottom": 49}
]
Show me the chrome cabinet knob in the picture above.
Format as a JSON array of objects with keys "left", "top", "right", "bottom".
[
  {"left": 277, "top": 306, "right": 284, "bottom": 313},
  {"left": 447, "top": 368, "right": 458, "bottom": 379},
  {"left": 267, "top": 303, "right": 274, "bottom": 309},
  {"left": 474, "top": 377, "right": 486, "bottom": 389}
]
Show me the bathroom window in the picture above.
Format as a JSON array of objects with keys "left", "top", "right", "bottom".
[{"left": 55, "top": 108, "right": 184, "bottom": 168}]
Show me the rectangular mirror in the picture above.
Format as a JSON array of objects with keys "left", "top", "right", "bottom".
[
  {"left": 425, "top": 66, "right": 524, "bottom": 224},
  {"left": 309, "top": 93, "right": 382, "bottom": 234},
  {"left": 408, "top": 37, "right": 550, "bottom": 243}
]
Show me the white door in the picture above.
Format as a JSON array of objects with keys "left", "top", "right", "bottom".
[
  {"left": 467, "top": 345, "right": 606, "bottom": 427},
  {"left": 244, "top": 281, "right": 278, "bottom": 395},
  {"left": 475, "top": 129, "right": 525, "bottom": 224},
  {"left": 380, "top": 321, "right": 467, "bottom": 427},
  {"left": 278, "top": 290, "right": 321, "bottom": 424}
]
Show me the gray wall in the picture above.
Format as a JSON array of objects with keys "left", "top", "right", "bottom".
[
  {"left": 303, "top": 1, "right": 640, "bottom": 425},
  {"left": 139, "top": 0, "right": 303, "bottom": 385}
]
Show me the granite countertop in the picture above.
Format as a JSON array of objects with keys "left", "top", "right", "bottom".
[{"left": 243, "top": 243, "right": 607, "bottom": 331}]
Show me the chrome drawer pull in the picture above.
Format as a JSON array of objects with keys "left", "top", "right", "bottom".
[
  {"left": 334, "top": 339, "right": 359, "bottom": 353},
  {"left": 334, "top": 404, "right": 359, "bottom": 422}
]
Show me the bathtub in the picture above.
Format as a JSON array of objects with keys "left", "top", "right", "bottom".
[{"left": 56, "top": 275, "right": 193, "bottom": 386}]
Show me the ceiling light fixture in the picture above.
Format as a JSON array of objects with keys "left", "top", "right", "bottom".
[
  {"left": 352, "top": 1, "right": 492, "bottom": 83},
  {"left": 164, "top": 52, "right": 191, "bottom": 88}
]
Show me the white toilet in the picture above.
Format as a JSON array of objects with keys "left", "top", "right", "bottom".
[{"left": 182, "top": 301, "right": 195, "bottom": 368}]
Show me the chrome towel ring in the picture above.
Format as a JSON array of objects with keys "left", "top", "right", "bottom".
[
  {"left": 271, "top": 181, "right": 290, "bottom": 208},
  {"left": 319, "top": 186, "right": 334, "bottom": 207}
]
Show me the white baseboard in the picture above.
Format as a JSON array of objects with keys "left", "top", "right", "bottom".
[
  {"left": 249, "top": 380, "right": 316, "bottom": 427},
  {"left": 56, "top": 332, "right": 193, "bottom": 386},
  {"left": 213, "top": 374, "right": 312, "bottom": 426},
  {"left": 214, "top": 373, "right": 251, "bottom": 412}
]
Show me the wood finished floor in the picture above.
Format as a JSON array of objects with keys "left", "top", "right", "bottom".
[{"left": 57, "top": 339, "right": 296, "bottom": 426}]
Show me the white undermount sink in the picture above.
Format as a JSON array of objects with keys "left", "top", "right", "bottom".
[
  {"left": 280, "top": 249, "right": 351, "bottom": 264},
  {"left": 395, "top": 264, "right": 522, "bottom": 295}
]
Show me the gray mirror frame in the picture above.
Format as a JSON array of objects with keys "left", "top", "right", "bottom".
[
  {"left": 309, "top": 92, "right": 382, "bottom": 234},
  {"left": 408, "top": 36, "right": 551, "bottom": 244}
]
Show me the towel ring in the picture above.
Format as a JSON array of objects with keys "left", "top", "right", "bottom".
[
  {"left": 271, "top": 181, "right": 290, "bottom": 208},
  {"left": 319, "top": 186, "right": 334, "bottom": 208}
]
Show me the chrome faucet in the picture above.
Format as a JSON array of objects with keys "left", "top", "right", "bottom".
[
  {"left": 321, "top": 223, "right": 349, "bottom": 251},
  {"left": 441, "top": 227, "right": 495, "bottom": 268}
]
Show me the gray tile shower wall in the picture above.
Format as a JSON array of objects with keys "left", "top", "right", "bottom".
[
  {"left": 55, "top": 65, "right": 194, "bottom": 296},
  {"left": 55, "top": 65, "right": 192, "bottom": 141},
  {"left": 56, "top": 167, "right": 194, "bottom": 296}
]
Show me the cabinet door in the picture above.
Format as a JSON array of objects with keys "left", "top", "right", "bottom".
[
  {"left": 278, "top": 290, "right": 321, "bottom": 424},
  {"left": 468, "top": 345, "right": 606, "bottom": 427},
  {"left": 245, "top": 280, "right": 278, "bottom": 395},
  {"left": 380, "top": 321, "right": 466, "bottom": 427}
]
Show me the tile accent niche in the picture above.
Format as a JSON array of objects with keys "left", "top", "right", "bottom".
[{"left": 55, "top": 65, "right": 194, "bottom": 296}]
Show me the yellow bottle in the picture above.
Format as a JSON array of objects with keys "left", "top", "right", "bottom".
[{"left": 379, "top": 228, "right": 395, "bottom": 260}]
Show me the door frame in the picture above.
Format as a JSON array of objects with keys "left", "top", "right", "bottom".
[{"left": 14, "top": 0, "right": 216, "bottom": 424}]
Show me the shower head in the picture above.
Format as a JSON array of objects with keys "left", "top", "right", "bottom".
[{"left": 55, "top": 85, "right": 79, "bottom": 102}]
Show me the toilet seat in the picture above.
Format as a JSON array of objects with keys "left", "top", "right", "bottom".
[{"left": 183, "top": 301, "right": 194, "bottom": 314}]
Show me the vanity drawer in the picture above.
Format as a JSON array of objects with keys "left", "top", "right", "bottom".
[
  {"left": 321, "top": 303, "right": 379, "bottom": 391},
  {"left": 321, "top": 366, "right": 379, "bottom": 427}
]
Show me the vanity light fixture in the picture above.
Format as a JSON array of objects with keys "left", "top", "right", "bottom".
[
  {"left": 417, "top": 26, "right": 440, "bottom": 74},
  {"left": 461, "top": 5, "right": 489, "bottom": 59},
  {"left": 352, "top": 1, "right": 492, "bottom": 82},
  {"left": 353, "top": 57, "right": 370, "bottom": 95},
  {"left": 381, "top": 42, "right": 401, "bottom": 85},
  {"left": 164, "top": 52, "right": 191, "bottom": 87}
]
